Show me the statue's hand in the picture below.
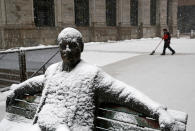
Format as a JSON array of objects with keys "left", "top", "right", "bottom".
[
  {"left": 158, "top": 109, "right": 175, "bottom": 131},
  {"left": 6, "top": 91, "right": 16, "bottom": 107}
]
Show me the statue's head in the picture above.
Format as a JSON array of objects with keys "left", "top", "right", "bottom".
[{"left": 57, "top": 27, "right": 84, "bottom": 65}]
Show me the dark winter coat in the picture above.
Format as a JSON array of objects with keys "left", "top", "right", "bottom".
[{"left": 163, "top": 32, "right": 171, "bottom": 44}]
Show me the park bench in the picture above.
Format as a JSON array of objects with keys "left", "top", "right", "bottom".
[{"left": 6, "top": 92, "right": 188, "bottom": 131}]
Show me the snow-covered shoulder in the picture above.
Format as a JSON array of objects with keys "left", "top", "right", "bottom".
[
  {"left": 44, "top": 62, "right": 62, "bottom": 78},
  {"left": 75, "top": 60, "right": 100, "bottom": 74}
]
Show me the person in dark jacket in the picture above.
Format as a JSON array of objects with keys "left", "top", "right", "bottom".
[{"left": 161, "top": 29, "right": 175, "bottom": 55}]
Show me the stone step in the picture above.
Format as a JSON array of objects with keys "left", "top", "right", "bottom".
[
  {"left": 0, "top": 68, "right": 20, "bottom": 75},
  {"left": 0, "top": 84, "right": 7, "bottom": 89},
  {"left": 0, "top": 86, "right": 10, "bottom": 92},
  {"left": 0, "top": 78, "right": 20, "bottom": 88},
  {"left": 0, "top": 68, "right": 43, "bottom": 80},
  {"left": 0, "top": 72, "right": 20, "bottom": 81},
  {"left": 0, "top": 68, "right": 43, "bottom": 92}
]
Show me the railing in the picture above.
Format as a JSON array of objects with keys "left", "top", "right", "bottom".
[
  {"left": 0, "top": 46, "right": 59, "bottom": 89},
  {"left": 30, "top": 50, "right": 59, "bottom": 78}
]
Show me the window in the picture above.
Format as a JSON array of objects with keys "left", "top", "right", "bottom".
[
  {"left": 74, "top": 0, "right": 89, "bottom": 26},
  {"left": 150, "top": 0, "right": 156, "bottom": 25},
  {"left": 106, "top": 0, "right": 116, "bottom": 26},
  {"left": 33, "top": 0, "right": 55, "bottom": 27},
  {"left": 130, "top": 0, "right": 138, "bottom": 26}
]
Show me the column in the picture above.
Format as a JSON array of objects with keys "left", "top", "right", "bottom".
[
  {"left": 138, "top": 0, "right": 151, "bottom": 38},
  {"left": 168, "top": 0, "right": 178, "bottom": 36},
  {"left": 91, "top": 0, "right": 106, "bottom": 26},
  {"left": 55, "top": 0, "right": 62, "bottom": 27},
  {"left": 0, "top": 0, "right": 6, "bottom": 25},
  {"left": 118, "top": 0, "right": 130, "bottom": 27},
  {"left": 61, "top": 0, "right": 75, "bottom": 26},
  {"left": 89, "top": 0, "right": 106, "bottom": 42},
  {"left": 0, "top": 0, "right": 6, "bottom": 49},
  {"left": 159, "top": 0, "right": 168, "bottom": 36}
]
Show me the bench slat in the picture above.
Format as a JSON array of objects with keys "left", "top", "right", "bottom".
[
  {"left": 95, "top": 126, "right": 111, "bottom": 131},
  {"left": 98, "top": 107, "right": 160, "bottom": 130},
  {"left": 96, "top": 116, "right": 158, "bottom": 131},
  {"left": 6, "top": 105, "right": 36, "bottom": 119}
]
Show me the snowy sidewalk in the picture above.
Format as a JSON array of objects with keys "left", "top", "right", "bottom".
[
  {"left": 103, "top": 54, "right": 195, "bottom": 131},
  {"left": 83, "top": 37, "right": 195, "bottom": 67},
  {"left": 0, "top": 37, "right": 195, "bottom": 130}
]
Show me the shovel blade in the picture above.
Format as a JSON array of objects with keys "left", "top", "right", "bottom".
[{"left": 150, "top": 50, "right": 155, "bottom": 55}]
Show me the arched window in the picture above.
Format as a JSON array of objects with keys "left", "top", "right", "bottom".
[
  {"left": 130, "top": 0, "right": 138, "bottom": 26},
  {"left": 33, "top": 0, "right": 55, "bottom": 27},
  {"left": 150, "top": 0, "right": 156, "bottom": 25},
  {"left": 106, "top": 0, "right": 116, "bottom": 26},
  {"left": 74, "top": 0, "right": 89, "bottom": 26}
]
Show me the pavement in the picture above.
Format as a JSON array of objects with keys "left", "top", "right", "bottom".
[{"left": 102, "top": 54, "right": 195, "bottom": 131}]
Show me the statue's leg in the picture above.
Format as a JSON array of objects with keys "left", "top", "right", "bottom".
[
  {"left": 71, "top": 125, "right": 92, "bottom": 131},
  {"left": 56, "top": 124, "right": 70, "bottom": 131}
]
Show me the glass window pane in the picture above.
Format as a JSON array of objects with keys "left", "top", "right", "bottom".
[
  {"left": 150, "top": 0, "right": 156, "bottom": 25},
  {"left": 106, "top": 0, "right": 116, "bottom": 26},
  {"left": 130, "top": 0, "right": 138, "bottom": 26},
  {"left": 75, "top": 0, "right": 89, "bottom": 26},
  {"left": 33, "top": 0, "right": 55, "bottom": 27}
]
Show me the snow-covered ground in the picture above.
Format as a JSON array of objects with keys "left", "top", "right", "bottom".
[{"left": 0, "top": 37, "right": 195, "bottom": 130}]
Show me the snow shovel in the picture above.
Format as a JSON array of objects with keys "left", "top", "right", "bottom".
[{"left": 150, "top": 40, "right": 163, "bottom": 55}]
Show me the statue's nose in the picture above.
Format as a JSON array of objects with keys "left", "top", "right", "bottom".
[
  {"left": 61, "top": 45, "right": 71, "bottom": 53},
  {"left": 65, "top": 45, "right": 71, "bottom": 52}
]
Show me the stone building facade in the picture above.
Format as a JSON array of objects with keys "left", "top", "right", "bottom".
[{"left": 0, "top": 0, "right": 178, "bottom": 49}]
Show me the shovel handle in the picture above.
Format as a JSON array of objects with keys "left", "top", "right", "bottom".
[{"left": 154, "top": 40, "right": 163, "bottom": 51}]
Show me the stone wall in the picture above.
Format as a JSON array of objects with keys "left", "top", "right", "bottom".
[
  {"left": 0, "top": 27, "right": 59, "bottom": 49},
  {"left": 178, "top": 0, "right": 195, "bottom": 6},
  {"left": 0, "top": 0, "right": 178, "bottom": 49},
  {"left": 4, "top": 0, "right": 33, "bottom": 25}
]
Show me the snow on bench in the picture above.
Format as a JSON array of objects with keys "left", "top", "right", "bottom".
[{"left": 6, "top": 93, "right": 188, "bottom": 131}]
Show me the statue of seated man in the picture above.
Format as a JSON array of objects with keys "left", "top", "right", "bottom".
[{"left": 7, "top": 27, "right": 176, "bottom": 131}]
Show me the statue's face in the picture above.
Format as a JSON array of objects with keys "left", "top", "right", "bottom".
[{"left": 59, "top": 41, "right": 81, "bottom": 65}]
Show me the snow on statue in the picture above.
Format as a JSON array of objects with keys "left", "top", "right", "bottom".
[{"left": 6, "top": 27, "right": 176, "bottom": 131}]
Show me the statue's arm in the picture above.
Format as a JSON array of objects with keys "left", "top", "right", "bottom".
[
  {"left": 94, "top": 69, "right": 175, "bottom": 129},
  {"left": 6, "top": 74, "right": 44, "bottom": 109},
  {"left": 11, "top": 75, "right": 45, "bottom": 97}
]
